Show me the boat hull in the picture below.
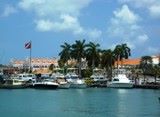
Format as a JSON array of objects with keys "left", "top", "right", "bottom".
[
  {"left": 70, "top": 83, "right": 86, "bottom": 88},
  {"left": 33, "top": 82, "right": 59, "bottom": 89},
  {"left": 33, "top": 84, "right": 58, "bottom": 89},
  {"left": 58, "top": 83, "right": 70, "bottom": 89},
  {"left": 0, "top": 84, "right": 28, "bottom": 89},
  {"left": 108, "top": 83, "right": 133, "bottom": 88}
]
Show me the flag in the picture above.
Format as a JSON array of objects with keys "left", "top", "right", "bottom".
[{"left": 25, "top": 41, "right": 31, "bottom": 49}]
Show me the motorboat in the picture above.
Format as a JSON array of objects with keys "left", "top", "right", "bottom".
[
  {"left": 90, "top": 68, "right": 108, "bottom": 87},
  {"left": 66, "top": 73, "right": 86, "bottom": 88},
  {"left": 51, "top": 72, "right": 70, "bottom": 89},
  {"left": 108, "top": 74, "right": 133, "bottom": 88},
  {"left": 0, "top": 78, "right": 28, "bottom": 89},
  {"left": 32, "top": 79, "right": 59, "bottom": 89},
  {"left": 17, "top": 73, "right": 36, "bottom": 82}
]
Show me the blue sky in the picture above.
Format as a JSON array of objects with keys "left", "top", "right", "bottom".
[{"left": 0, "top": 0, "right": 160, "bottom": 64}]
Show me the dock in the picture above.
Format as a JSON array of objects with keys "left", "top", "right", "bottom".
[{"left": 134, "top": 84, "right": 160, "bottom": 89}]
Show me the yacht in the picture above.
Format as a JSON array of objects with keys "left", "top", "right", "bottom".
[
  {"left": 51, "top": 72, "right": 70, "bottom": 89},
  {"left": 90, "top": 68, "right": 108, "bottom": 87},
  {"left": 66, "top": 73, "right": 86, "bottom": 88},
  {"left": 108, "top": 74, "right": 133, "bottom": 88},
  {"left": 0, "top": 77, "right": 27, "bottom": 89},
  {"left": 32, "top": 79, "right": 59, "bottom": 89},
  {"left": 17, "top": 73, "right": 36, "bottom": 82}
]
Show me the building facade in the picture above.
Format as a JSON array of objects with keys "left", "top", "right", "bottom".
[{"left": 10, "top": 58, "right": 58, "bottom": 73}]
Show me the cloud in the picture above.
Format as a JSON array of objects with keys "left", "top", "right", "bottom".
[
  {"left": 35, "top": 14, "right": 84, "bottom": 34},
  {"left": 149, "top": 5, "right": 160, "bottom": 18},
  {"left": 18, "top": 0, "right": 101, "bottom": 39},
  {"left": 107, "top": 5, "right": 148, "bottom": 49},
  {"left": 35, "top": 19, "right": 54, "bottom": 32},
  {"left": 18, "top": 0, "right": 92, "bottom": 17},
  {"left": 119, "top": 0, "right": 160, "bottom": 18},
  {"left": 1, "top": 5, "right": 17, "bottom": 17},
  {"left": 113, "top": 5, "right": 139, "bottom": 24}
]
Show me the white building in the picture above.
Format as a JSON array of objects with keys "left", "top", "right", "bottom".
[
  {"left": 152, "top": 55, "right": 160, "bottom": 65},
  {"left": 10, "top": 58, "right": 58, "bottom": 73}
]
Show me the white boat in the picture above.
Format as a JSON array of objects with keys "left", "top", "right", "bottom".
[
  {"left": 108, "top": 74, "right": 133, "bottom": 88},
  {"left": 66, "top": 73, "right": 86, "bottom": 88},
  {"left": 91, "top": 74, "right": 107, "bottom": 82},
  {"left": 17, "top": 73, "right": 36, "bottom": 82},
  {"left": 90, "top": 68, "right": 108, "bottom": 87},
  {"left": 33, "top": 79, "right": 59, "bottom": 89},
  {"left": 51, "top": 72, "right": 70, "bottom": 89},
  {"left": 0, "top": 78, "right": 27, "bottom": 89},
  {"left": 91, "top": 68, "right": 107, "bottom": 82}
]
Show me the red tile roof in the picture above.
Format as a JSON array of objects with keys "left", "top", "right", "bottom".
[{"left": 115, "top": 58, "right": 141, "bottom": 66}]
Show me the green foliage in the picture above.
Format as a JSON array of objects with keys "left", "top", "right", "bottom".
[
  {"left": 86, "top": 42, "right": 100, "bottom": 69},
  {"left": 49, "top": 64, "right": 55, "bottom": 71},
  {"left": 139, "top": 55, "right": 153, "bottom": 75},
  {"left": 101, "top": 49, "right": 115, "bottom": 70},
  {"left": 81, "top": 68, "right": 92, "bottom": 78},
  {"left": 59, "top": 42, "right": 71, "bottom": 65},
  {"left": 71, "top": 39, "right": 87, "bottom": 61},
  {"left": 85, "top": 78, "right": 94, "bottom": 86},
  {"left": 113, "top": 43, "right": 131, "bottom": 68},
  {"left": 58, "top": 40, "right": 131, "bottom": 78},
  {"left": 58, "top": 60, "right": 65, "bottom": 68}
]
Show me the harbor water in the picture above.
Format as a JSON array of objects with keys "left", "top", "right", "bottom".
[{"left": 0, "top": 88, "right": 160, "bottom": 117}]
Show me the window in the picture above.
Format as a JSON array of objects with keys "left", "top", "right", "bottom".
[{"left": 113, "top": 79, "right": 119, "bottom": 81}]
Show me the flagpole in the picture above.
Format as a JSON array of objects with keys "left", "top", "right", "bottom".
[{"left": 29, "top": 41, "right": 32, "bottom": 73}]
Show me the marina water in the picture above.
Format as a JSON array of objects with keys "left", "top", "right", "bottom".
[{"left": 0, "top": 88, "right": 160, "bottom": 117}]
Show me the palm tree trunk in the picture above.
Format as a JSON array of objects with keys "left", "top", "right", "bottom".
[
  {"left": 144, "top": 74, "right": 146, "bottom": 84},
  {"left": 92, "top": 59, "right": 95, "bottom": 70},
  {"left": 78, "top": 59, "right": 82, "bottom": 78},
  {"left": 154, "top": 75, "right": 157, "bottom": 84},
  {"left": 121, "top": 58, "right": 123, "bottom": 68},
  {"left": 117, "top": 58, "right": 119, "bottom": 70}
]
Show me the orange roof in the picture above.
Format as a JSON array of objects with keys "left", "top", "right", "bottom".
[{"left": 115, "top": 58, "right": 140, "bottom": 66}]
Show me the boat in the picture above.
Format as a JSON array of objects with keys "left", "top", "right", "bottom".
[
  {"left": 66, "top": 73, "right": 86, "bottom": 88},
  {"left": 51, "top": 72, "right": 70, "bottom": 89},
  {"left": 17, "top": 73, "right": 36, "bottom": 82},
  {"left": 107, "top": 74, "right": 133, "bottom": 88},
  {"left": 0, "top": 78, "right": 28, "bottom": 89},
  {"left": 90, "top": 68, "right": 108, "bottom": 87},
  {"left": 32, "top": 79, "right": 59, "bottom": 89}
]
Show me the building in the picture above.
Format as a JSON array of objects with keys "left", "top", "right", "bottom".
[
  {"left": 114, "top": 55, "right": 160, "bottom": 68},
  {"left": 114, "top": 58, "right": 141, "bottom": 68},
  {"left": 10, "top": 58, "right": 58, "bottom": 73},
  {"left": 152, "top": 55, "right": 160, "bottom": 65}
]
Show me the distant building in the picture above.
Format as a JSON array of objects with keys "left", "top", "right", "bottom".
[
  {"left": 10, "top": 58, "right": 58, "bottom": 73},
  {"left": 152, "top": 55, "right": 160, "bottom": 65},
  {"left": 114, "top": 58, "right": 140, "bottom": 68},
  {"left": 114, "top": 55, "right": 160, "bottom": 68}
]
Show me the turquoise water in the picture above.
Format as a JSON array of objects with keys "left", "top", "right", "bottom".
[{"left": 0, "top": 88, "right": 160, "bottom": 117}]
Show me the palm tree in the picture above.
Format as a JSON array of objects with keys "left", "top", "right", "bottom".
[
  {"left": 114, "top": 44, "right": 123, "bottom": 69},
  {"left": 139, "top": 56, "right": 153, "bottom": 83},
  {"left": 100, "top": 49, "right": 115, "bottom": 79},
  {"left": 71, "top": 40, "right": 87, "bottom": 78},
  {"left": 49, "top": 64, "right": 55, "bottom": 72},
  {"left": 121, "top": 43, "right": 131, "bottom": 65},
  {"left": 59, "top": 42, "right": 71, "bottom": 66},
  {"left": 86, "top": 42, "right": 100, "bottom": 69},
  {"left": 113, "top": 43, "right": 131, "bottom": 69}
]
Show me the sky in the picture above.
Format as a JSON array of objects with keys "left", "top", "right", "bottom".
[{"left": 0, "top": 0, "right": 160, "bottom": 64}]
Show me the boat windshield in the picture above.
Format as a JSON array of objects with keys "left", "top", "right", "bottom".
[{"left": 113, "top": 79, "right": 119, "bottom": 81}]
